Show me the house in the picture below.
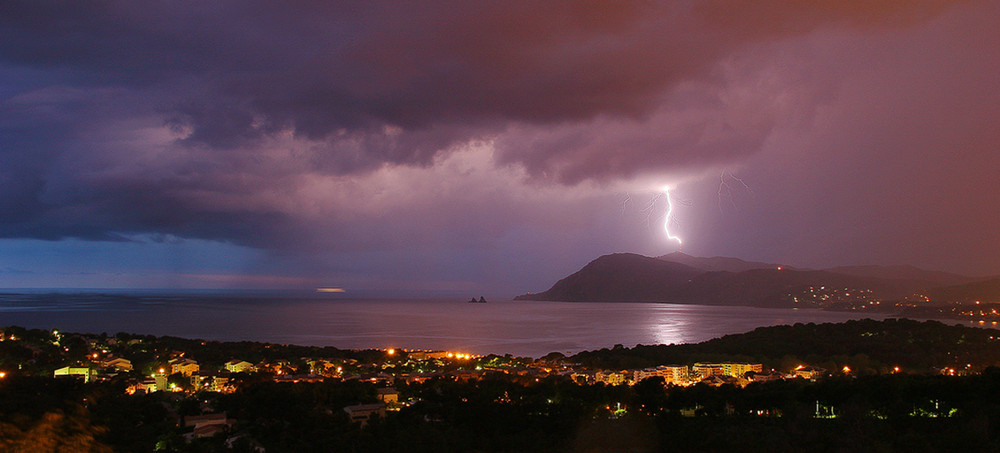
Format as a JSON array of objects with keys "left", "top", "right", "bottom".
[
  {"left": 53, "top": 366, "right": 96, "bottom": 383},
  {"left": 183, "top": 413, "right": 232, "bottom": 440},
  {"left": 191, "top": 370, "right": 232, "bottom": 392},
  {"left": 224, "top": 360, "right": 255, "bottom": 373},
  {"left": 746, "top": 370, "right": 784, "bottom": 383},
  {"left": 126, "top": 379, "right": 158, "bottom": 395},
  {"left": 376, "top": 387, "right": 400, "bottom": 409},
  {"left": 594, "top": 370, "right": 629, "bottom": 386},
  {"left": 103, "top": 357, "right": 133, "bottom": 371},
  {"left": 634, "top": 365, "right": 690, "bottom": 385},
  {"left": 309, "top": 359, "right": 340, "bottom": 376},
  {"left": 170, "top": 358, "right": 200, "bottom": 376},
  {"left": 793, "top": 366, "right": 827, "bottom": 380},
  {"left": 343, "top": 403, "right": 386, "bottom": 427}
]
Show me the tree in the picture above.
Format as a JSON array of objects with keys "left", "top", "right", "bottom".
[
  {"left": 0, "top": 408, "right": 112, "bottom": 453},
  {"left": 167, "top": 373, "right": 190, "bottom": 392}
]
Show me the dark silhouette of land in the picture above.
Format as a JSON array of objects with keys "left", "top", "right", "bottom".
[{"left": 515, "top": 252, "right": 998, "bottom": 309}]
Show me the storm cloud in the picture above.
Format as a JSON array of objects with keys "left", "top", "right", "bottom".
[{"left": 1, "top": 1, "right": 997, "bottom": 291}]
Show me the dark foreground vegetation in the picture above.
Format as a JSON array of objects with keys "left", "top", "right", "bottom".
[
  {"left": 5, "top": 371, "right": 1000, "bottom": 452},
  {"left": 572, "top": 317, "right": 1000, "bottom": 373},
  {"left": 3, "top": 318, "right": 1000, "bottom": 452}
]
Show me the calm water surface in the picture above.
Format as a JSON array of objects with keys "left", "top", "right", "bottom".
[{"left": 0, "top": 292, "right": 942, "bottom": 357}]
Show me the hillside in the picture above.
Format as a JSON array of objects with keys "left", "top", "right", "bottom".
[
  {"left": 657, "top": 251, "right": 792, "bottom": 272},
  {"left": 515, "top": 252, "right": 990, "bottom": 308},
  {"left": 672, "top": 268, "right": 925, "bottom": 307},
  {"left": 570, "top": 318, "right": 1000, "bottom": 372},
  {"left": 512, "top": 253, "right": 704, "bottom": 302},
  {"left": 824, "top": 264, "right": 976, "bottom": 287},
  {"left": 923, "top": 277, "right": 1000, "bottom": 303}
]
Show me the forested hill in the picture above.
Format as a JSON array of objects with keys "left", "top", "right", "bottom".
[
  {"left": 570, "top": 318, "right": 1000, "bottom": 373},
  {"left": 515, "top": 254, "right": 924, "bottom": 306},
  {"left": 513, "top": 253, "right": 704, "bottom": 302},
  {"left": 515, "top": 252, "right": 994, "bottom": 308}
]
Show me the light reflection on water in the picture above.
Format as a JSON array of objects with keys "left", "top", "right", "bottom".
[{"left": 0, "top": 293, "right": 911, "bottom": 357}]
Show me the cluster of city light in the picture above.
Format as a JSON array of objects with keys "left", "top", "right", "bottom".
[{"left": 383, "top": 348, "right": 478, "bottom": 360}]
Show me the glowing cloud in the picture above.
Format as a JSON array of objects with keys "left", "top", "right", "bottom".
[{"left": 316, "top": 287, "right": 346, "bottom": 293}]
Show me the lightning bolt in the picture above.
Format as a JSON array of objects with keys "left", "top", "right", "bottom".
[
  {"left": 663, "top": 187, "right": 682, "bottom": 246},
  {"left": 718, "top": 172, "right": 729, "bottom": 214},
  {"left": 718, "top": 170, "right": 754, "bottom": 214},
  {"left": 640, "top": 192, "right": 663, "bottom": 227},
  {"left": 729, "top": 172, "right": 753, "bottom": 195},
  {"left": 620, "top": 192, "right": 631, "bottom": 216}
]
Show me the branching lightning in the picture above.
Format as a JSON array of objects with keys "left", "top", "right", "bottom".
[
  {"left": 625, "top": 186, "right": 685, "bottom": 246},
  {"left": 663, "top": 187, "right": 682, "bottom": 246},
  {"left": 718, "top": 170, "right": 754, "bottom": 214},
  {"left": 640, "top": 192, "right": 663, "bottom": 227}
]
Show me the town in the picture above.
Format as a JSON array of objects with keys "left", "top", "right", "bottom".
[{"left": 3, "top": 318, "right": 1000, "bottom": 452}]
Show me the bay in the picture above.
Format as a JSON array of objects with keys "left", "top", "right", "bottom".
[{"left": 0, "top": 291, "right": 942, "bottom": 358}]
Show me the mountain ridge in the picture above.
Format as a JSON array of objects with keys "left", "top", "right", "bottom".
[
  {"left": 515, "top": 252, "right": 991, "bottom": 308},
  {"left": 823, "top": 264, "right": 975, "bottom": 286},
  {"left": 656, "top": 251, "right": 794, "bottom": 273}
]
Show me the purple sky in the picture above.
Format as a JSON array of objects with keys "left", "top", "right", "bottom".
[{"left": 1, "top": 1, "right": 998, "bottom": 296}]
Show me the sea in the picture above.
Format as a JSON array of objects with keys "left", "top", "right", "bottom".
[{"left": 0, "top": 291, "right": 965, "bottom": 358}]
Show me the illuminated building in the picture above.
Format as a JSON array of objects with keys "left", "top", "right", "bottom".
[
  {"left": 692, "top": 363, "right": 726, "bottom": 379},
  {"left": 634, "top": 365, "right": 690, "bottom": 385},
  {"left": 224, "top": 360, "right": 256, "bottom": 373},
  {"left": 169, "top": 357, "right": 200, "bottom": 376},
  {"left": 595, "top": 370, "right": 629, "bottom": 386},
  {"left": 793, "top": 366, "right": 826, "bottom": 380},
  {"left": 102, "top": 357, "right": 133, "bottom": 371},
  {"left": 406, "top": 350, "right": 451, "bottom": 360},
  {"left": 191, "top": 370, "right": 232, "bottom": 392},
  {"left": 728, "top": 363, "right": 763, "bottom": 377},
  {"left": 125, "top": 379, "right": 157, "bottom": 395},
  {"left": 377, "top": 387, "right": 403, "bottom": 410},
  {"left": 53, "top": 366, "right": 96, "bottom": 383},
  {"left": 692, "top": 362, "right": 762, "bottom": 379}
]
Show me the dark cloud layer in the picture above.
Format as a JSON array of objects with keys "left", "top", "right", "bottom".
[
  {"left": 3, "top": 1, "right": 961, "bottom": 170},
  {"left": 1, "top": 1, "right": 997, "bottom": 290}
]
